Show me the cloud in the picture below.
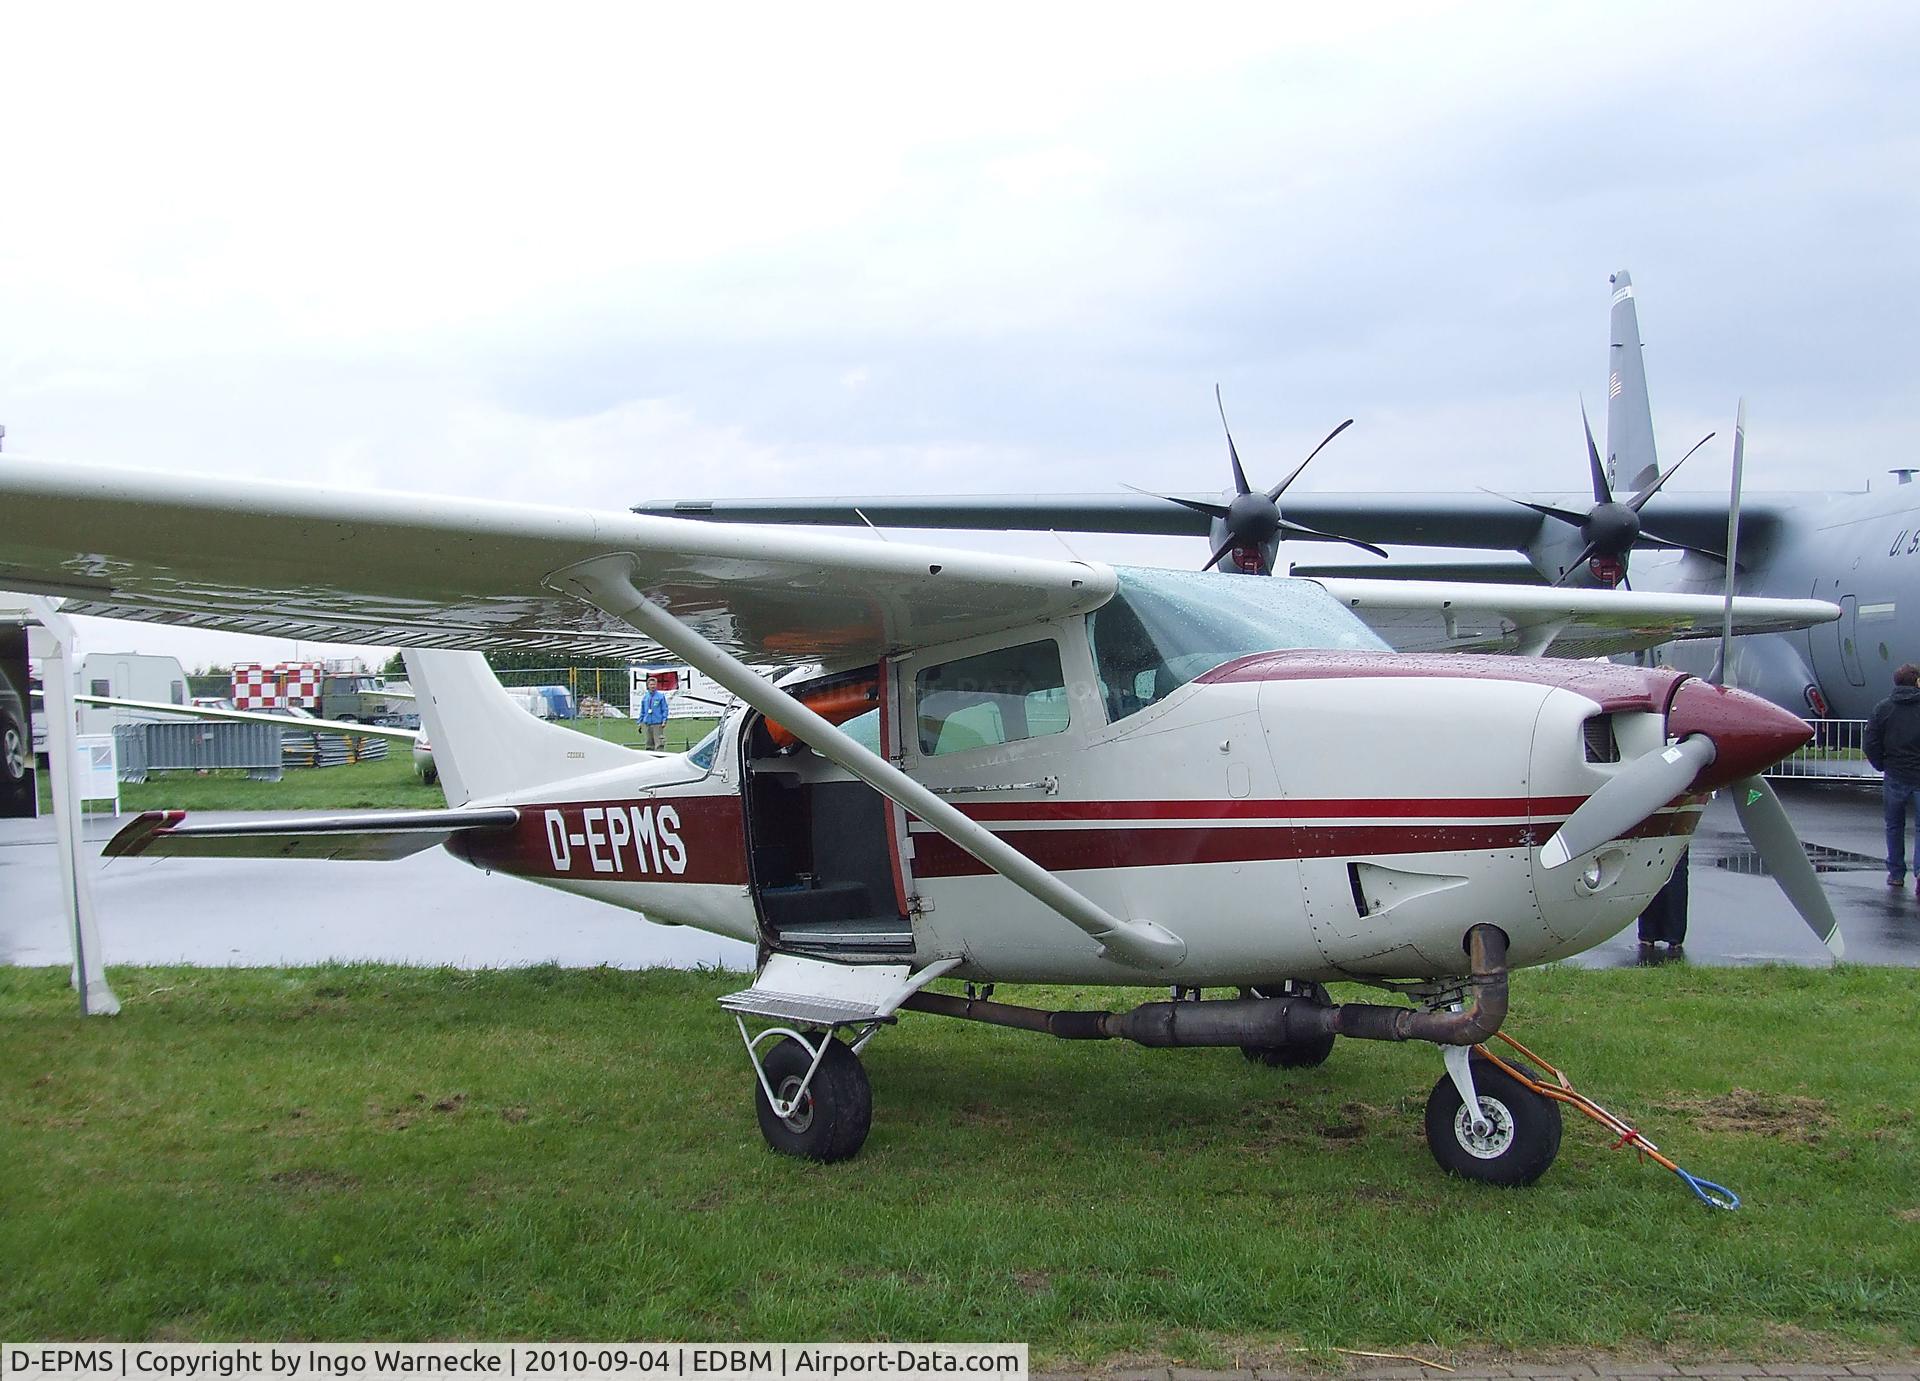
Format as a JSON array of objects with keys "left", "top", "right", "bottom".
[{"left": 2, "top": 1, "right": 1915, "bottom": 664}]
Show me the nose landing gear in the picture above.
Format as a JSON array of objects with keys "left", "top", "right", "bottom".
[{"left": 1423, "top": 1050, "right": 1564, "bottom": 1186}]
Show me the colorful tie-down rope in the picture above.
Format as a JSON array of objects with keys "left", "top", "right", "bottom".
[{"left": 1477, "top": 1030, "right": 1740, "bottom": 1210}]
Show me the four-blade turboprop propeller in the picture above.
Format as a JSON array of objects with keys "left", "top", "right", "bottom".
[
  {"left": 1126, "top": 387, "right": 1385, "bottom": 574},
  {"left": 1484, "top": 401, "right": 1720, "bottom": 588}
]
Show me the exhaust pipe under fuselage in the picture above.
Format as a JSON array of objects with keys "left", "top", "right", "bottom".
[{"left": 900, "top": 925, "right": 1510, "bottom": 1048}]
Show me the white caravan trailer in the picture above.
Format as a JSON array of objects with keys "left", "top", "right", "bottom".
[{"left": 76, "top": 653, "right": 189, "bottom": 736}]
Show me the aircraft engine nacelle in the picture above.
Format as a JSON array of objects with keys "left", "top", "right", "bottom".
[{"left": 1222, "top": 652, "right": 1805, "bottom": 980}]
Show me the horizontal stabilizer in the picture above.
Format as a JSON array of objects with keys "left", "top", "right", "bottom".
[
  {"left": 76, "top": 694, "right": 421, "bottom": 742},
  {"left": 106, "top": 807, "right": 519, "bottom": 861}
]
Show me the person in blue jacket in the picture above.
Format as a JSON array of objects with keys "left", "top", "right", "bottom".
[{"left": 635, "top": 675, "right": 671, "bottom": 751}]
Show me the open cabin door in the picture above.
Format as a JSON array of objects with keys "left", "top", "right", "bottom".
[{"left": 738, "top": 662, "right": 917, "bottom": 962}]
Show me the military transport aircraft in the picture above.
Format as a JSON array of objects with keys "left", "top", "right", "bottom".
[
  {"left": 0, "top": 457, "right": 1843, "bottom": 1187},
  {"left": 634, "top": 271, "right": 1912, "bottom": 722}
]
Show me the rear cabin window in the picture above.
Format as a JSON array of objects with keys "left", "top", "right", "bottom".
[{"left": 916, "top": 640, "right": 1070, "bottom": 757}]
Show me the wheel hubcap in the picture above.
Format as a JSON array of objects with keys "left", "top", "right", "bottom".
[
  {"left": 3, "top": 728, "right": 23, "bottom": 778},
  {"left": 775, "top": 1075, "right": 815, "bottom": 1133},
  {"left": 1453, "top": 1096, "right": 1516, "bottom": 1159}
]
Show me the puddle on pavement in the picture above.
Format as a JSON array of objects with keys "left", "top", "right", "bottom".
[{"left": 1712, "top": 840, "right": 1885, "bottom": 878}]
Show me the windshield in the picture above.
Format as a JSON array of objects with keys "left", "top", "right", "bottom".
[
  {"left": 1089, "top": 567, "right": 1388, "bottom": 720},
  {"left": 687, "top": 725, "right": 722, "bottom": 771}
]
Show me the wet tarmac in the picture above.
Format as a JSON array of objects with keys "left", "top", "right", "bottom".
[
  {"left": 2, "top": 782, "right": 1915, "bottom": 971},
  {"left": 0, "top": 812, "right": 755, "bottom": 971},
  {"left": 1568, "top": 780, "right": 1920, "bottom": 969}
]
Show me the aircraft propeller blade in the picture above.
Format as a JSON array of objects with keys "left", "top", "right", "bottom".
[
  {"left": 1540, "top": 734, "right": 1717, "bottom": 869},
  {"left": 1709, "top": 402, "right": 1841, "bottom": 955},
  {"left": 1551, "top": 541, "right": 1602, "bottom": 586},
  {"left": 1633, "top": 525, "right": 1727, "bottom": 561},
  {"left": 1581, "top": 398, "right": 1613, "bottom": 505},
  {"left": 1120, "top": 483, "right": 1230, "bottom": 520},
  {"left": 1627, "top": 431, "right": 1715, "bottom": 513},
  {"left": 1277, "top": 519, "right": 1388, "bottom": 559},
  {"left": 1201, "top": 533, "right": 1247, "bottom": 573},
  {"left": 1475, "top": 488, "right": 1592, "bottom": 527},
  {"left": 1266, "top": 418, "right": 1356, "bottom": 502},
  {"left": 1215, "top": 385, "right": 1252, "bottom": 497},
  {"left": 1728, "top": 774, "right": 1845, "bottom": 957}
]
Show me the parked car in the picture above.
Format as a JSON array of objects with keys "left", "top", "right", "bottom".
[{"left": 0, "top": 665, "right": 29, "bottom": 790}]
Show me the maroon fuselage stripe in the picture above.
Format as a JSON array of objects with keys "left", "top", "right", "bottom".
[
  {"left": 907, "top": 809, "right": 1701, "bottom": 878},
  {"left": 452, "top": 793, "right": 1704, "bottom": 887},
  {"left": 456, "top": 796, "right": 750, "bottom": 884},
  {"left": 949, "top": 795, "right": 1590, "bottom": 822}
]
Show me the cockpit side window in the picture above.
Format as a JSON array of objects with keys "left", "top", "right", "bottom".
[{"left": 915, "top": 639, "right": 1069, "bottom": 756}]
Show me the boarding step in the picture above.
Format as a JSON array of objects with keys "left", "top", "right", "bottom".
[
  {"left": 776, "top": 928, "right": 917, "bottom": 951},
  {"left": 718, "top": 954, "right": 916, "bottom": 1025}
]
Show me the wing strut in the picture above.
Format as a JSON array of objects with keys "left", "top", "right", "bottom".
[{"left": 548, "top": 554, "right": 1187, "bottom": 972}]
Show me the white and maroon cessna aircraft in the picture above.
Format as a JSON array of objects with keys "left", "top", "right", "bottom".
[{"left": 0, "top": 458, "right": 1844, "bottom": 1186}]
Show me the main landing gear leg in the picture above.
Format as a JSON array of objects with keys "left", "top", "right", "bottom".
[{"left": 736, "top": 1017, "right": 877, "bottom": 1163}]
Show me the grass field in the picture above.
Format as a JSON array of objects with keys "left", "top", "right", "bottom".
[
  {"left": 3, "top": 962, "right": 1915, "bottom": 1359},
  {"left": 40, "top": 717, "right": 720, "bottom": 815}
]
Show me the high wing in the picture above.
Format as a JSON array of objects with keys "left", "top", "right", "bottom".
[
  {"left": 0, "top": 458, "right": 1834, "bottom": 670},
  {"left": 631, "top": 491, "right": 1805, "bottom": 554},
  {"left": 75, "top": 694, "right": 422, "bottom": 742},
  {"left": 107, "top": 807, "right": 517, "bottom": 860},
  {"left": 1319, "top": 578, "right": 1838, "bottom": 658},
  {"left": 0, "top": 458, "right": 1114, "bottom": 664}
]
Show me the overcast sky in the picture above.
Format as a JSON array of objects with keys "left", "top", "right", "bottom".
[{"left": 4, "top": 2, "right": 1916, "bottom": 669}]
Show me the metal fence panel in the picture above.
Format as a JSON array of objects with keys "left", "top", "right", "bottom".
[
  {"left": 112, "top": 724, "right": 149, "bottom": 783},
  {"left": 125, "top": 721, "right": 284, "bottom": 780},
  {"left": 1764, "top": 719, "right": 1879, "bottom": 782}
]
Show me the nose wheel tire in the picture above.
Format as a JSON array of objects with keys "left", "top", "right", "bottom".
[
  {"left": 753, "top": 1035, "right": 872, "bottom": 1163},
  {"left": 1423, "top": 1053, "right": 1561, "bottom": 1187},
  {"left": 1239, "top": 981, "right": 1337, "bottom": 1069}
]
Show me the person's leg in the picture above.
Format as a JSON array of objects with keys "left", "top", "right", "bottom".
[
  {"left": 1666, "top": 847, "right": 1689, "bottom": 950},
  {"left": 647, "top": 722, "right": 666, "bottom": 751},
  {"left": 1907, "top": 782, "right": 1920, "bottom": 894},
  {"left": 1885, "top": 776, "right": 1909, "bottom": 883}
]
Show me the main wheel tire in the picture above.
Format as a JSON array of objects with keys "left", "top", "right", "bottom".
[
  {"left": 753, "top": 1035, "right": 872, "bottom": 1163},
  {"left": 1239, "top": 982, "right": 1337, "bottom": 1069},
  {"left": 1423, "top": 1053, "right": 1562, "bottom": 1187}
]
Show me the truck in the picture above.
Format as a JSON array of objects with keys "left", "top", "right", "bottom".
[{"left": 231, "top": 661, "right": 404, "bottom": 724}]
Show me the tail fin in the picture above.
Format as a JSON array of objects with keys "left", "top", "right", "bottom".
[
  {"left": 404, "top": 651, "right": 637, "bottom": 805},
  {"left": 1606, "top": 269, "right": 1660, "bottom": 493}
]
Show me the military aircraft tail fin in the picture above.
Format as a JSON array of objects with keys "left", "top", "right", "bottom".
[
  {"left": 1607, "top": 269, "right": 1660, "bottom": 493},
  {"left": 404, "top": 650, "right": 638, "bottom": 806}
]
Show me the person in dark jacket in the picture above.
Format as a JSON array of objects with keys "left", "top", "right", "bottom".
[{"left": 1865, "top": 663, "right": 1920, "bottom": 889}]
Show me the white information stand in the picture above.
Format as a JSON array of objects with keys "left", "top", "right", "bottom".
[{"left": 74, "top": 733, "right": 121, "bottom": 817}]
